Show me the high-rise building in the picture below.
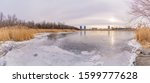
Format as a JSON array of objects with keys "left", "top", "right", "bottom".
[
  {"left": 84, "top": 26, "right": 86, "bottom": 30},
  {"left": 80, "top": 26, "right": 82, "bottom": 30},
  {"left": 108, "top": 26, "right": 111, "bottom": 29}
]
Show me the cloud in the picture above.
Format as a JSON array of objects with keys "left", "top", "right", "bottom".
[{"left": 0, "top": 0, "right": 130, "bottom": 27}]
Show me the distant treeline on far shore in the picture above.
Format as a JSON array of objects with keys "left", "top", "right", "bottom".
[{"left": 0, "top": 12, "right": 79, "bottom": 30}]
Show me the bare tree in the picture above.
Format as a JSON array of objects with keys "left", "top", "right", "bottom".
[
  {"left": 131, "top": 0, "right": 150, "bottom": 22},
  {"left": 0, "top": 12, "right": 4, "bottom": 22},
  {"left": 0, "top": 12, "right": 79, "bottom": 29},
  {"left": 0, "top": 12, "right": 5, "bottom": 27}
]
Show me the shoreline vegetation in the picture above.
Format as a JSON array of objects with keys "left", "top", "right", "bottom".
[
  {"left": 0, "top": 26, "right": 77, "bottom": 41},
  {"left": 135, "top": 27, "right": 150, "bottom": 66},
  {"left": 0, "top": 12, "right": 79, "bottom": 41},
  {"left": 136, "top": 27, "right": 150, "bottom": 48},
  {"left": 130, "top": 0, "right": 150, "bottom": 66}
]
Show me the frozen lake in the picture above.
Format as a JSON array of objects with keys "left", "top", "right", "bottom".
[
  {"left": 0, "top": 31, "right": 136, "bottom": 66},
  {"left": 53, "top": 31, "right": 135, "bottom": 66}
]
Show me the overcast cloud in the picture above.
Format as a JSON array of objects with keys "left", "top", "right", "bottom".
[{"left": 0, "top": 0, "right": 131, "bottom": 27}]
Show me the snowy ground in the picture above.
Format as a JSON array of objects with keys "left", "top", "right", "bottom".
[
  {"left": 128, "top": 39, "right": 142, "bottom": 65},
  {"left": 0, "top": 32, "right": 141, "bottom": 66}
]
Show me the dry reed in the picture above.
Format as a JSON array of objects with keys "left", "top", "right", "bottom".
[
  {"left": 136, "top": 27, "right": 150, "bottom": 48},
  {"left": 0, "top": 26, "right": 76, "bottom": 41}
]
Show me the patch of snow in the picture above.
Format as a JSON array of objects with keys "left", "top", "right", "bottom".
[
  {"left": 0, "top": 41, "right": 17, "bottom": 57},
  {"left": 128, "top": 39, "right": 142, "bottom": 52},
  {"left": 128, "top": 39, "right": 142, "bottom": 66},
  {"left": 0, "top": 59, "right": 7, "bottom": 66},
  {"left": 0, "top": 45, "right": 104, "bottom": 66}
]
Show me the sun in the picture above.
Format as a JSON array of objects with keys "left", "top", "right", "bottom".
[{"left": 109, "top": 17, "right": 117, "bottom": 23}]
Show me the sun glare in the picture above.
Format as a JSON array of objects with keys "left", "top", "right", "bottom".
[{"left": 109, "top": 17, "right": 117, "bottom": 23}]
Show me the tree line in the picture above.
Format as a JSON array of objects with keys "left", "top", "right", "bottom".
[{"left": 0, "top": 12, "right": 79, "bottom": 30}]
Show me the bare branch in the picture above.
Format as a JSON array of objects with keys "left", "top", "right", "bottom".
[{"left": 131, "top": 0, "right": 150, "bottom": 23}]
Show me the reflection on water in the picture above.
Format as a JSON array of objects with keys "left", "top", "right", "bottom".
[
  {"left": 57, "top": 31, "right": 134, "bottom": 52},
  {"left": 110, "top": 31, "right": 115, "bottom": 45},
  {"left": 47, "top": 34, "right": 58, "bottom": 40},
  {"left": 108, "top": 31, "right": 110, "bottom": 36},
  {"left": 47, "top": 33, "right": 72, "bottom": 40},
  {"left": 79, "top": 31, "right": 123, "bottom": 46},
  {"left": 47, "top": 31, "right": 135, "bottom": 65},
  {"left": 80, "top": 31, "right": 86, "bottom": 36}
]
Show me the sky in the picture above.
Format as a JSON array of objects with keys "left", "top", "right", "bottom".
[{"left": 0, "top": 0, "right": 131, "bottom": 28}]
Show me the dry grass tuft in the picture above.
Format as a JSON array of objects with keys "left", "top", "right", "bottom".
[
  {"left": 0, "top": 26, "right": 77, "bottom": 41},
  {"left": 136, "top": 27, "right": 150, "bottom": 48}
]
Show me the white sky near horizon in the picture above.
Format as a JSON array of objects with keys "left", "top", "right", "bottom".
[{"left": 0, "top": 0, "right": 131, "bottom": 28}]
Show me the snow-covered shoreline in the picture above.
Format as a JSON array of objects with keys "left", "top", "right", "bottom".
[{"left": 128, "top": 39, "right": 142, "bottom": 65}]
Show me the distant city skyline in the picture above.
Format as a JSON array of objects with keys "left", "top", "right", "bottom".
[{"left": 0, "top": 0, "right": 131, "bottom": 28}]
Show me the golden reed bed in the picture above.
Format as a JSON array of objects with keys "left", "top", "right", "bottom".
[
  {"left": 0, "top": 26, "right": 77, "bottom": 41},
  {"left": 136, "top": 27, "right": 150, "bottom": 48}
]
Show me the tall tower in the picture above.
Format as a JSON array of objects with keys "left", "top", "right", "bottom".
[
  {"left": 108, "top": 26, "right": 111, "bottom": 29},
  {"left": 84, "top": 26, "right": 86, "bottom": 30},
  {"left": 80, "top": 26, "right": 82, "bottom": 30}
]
